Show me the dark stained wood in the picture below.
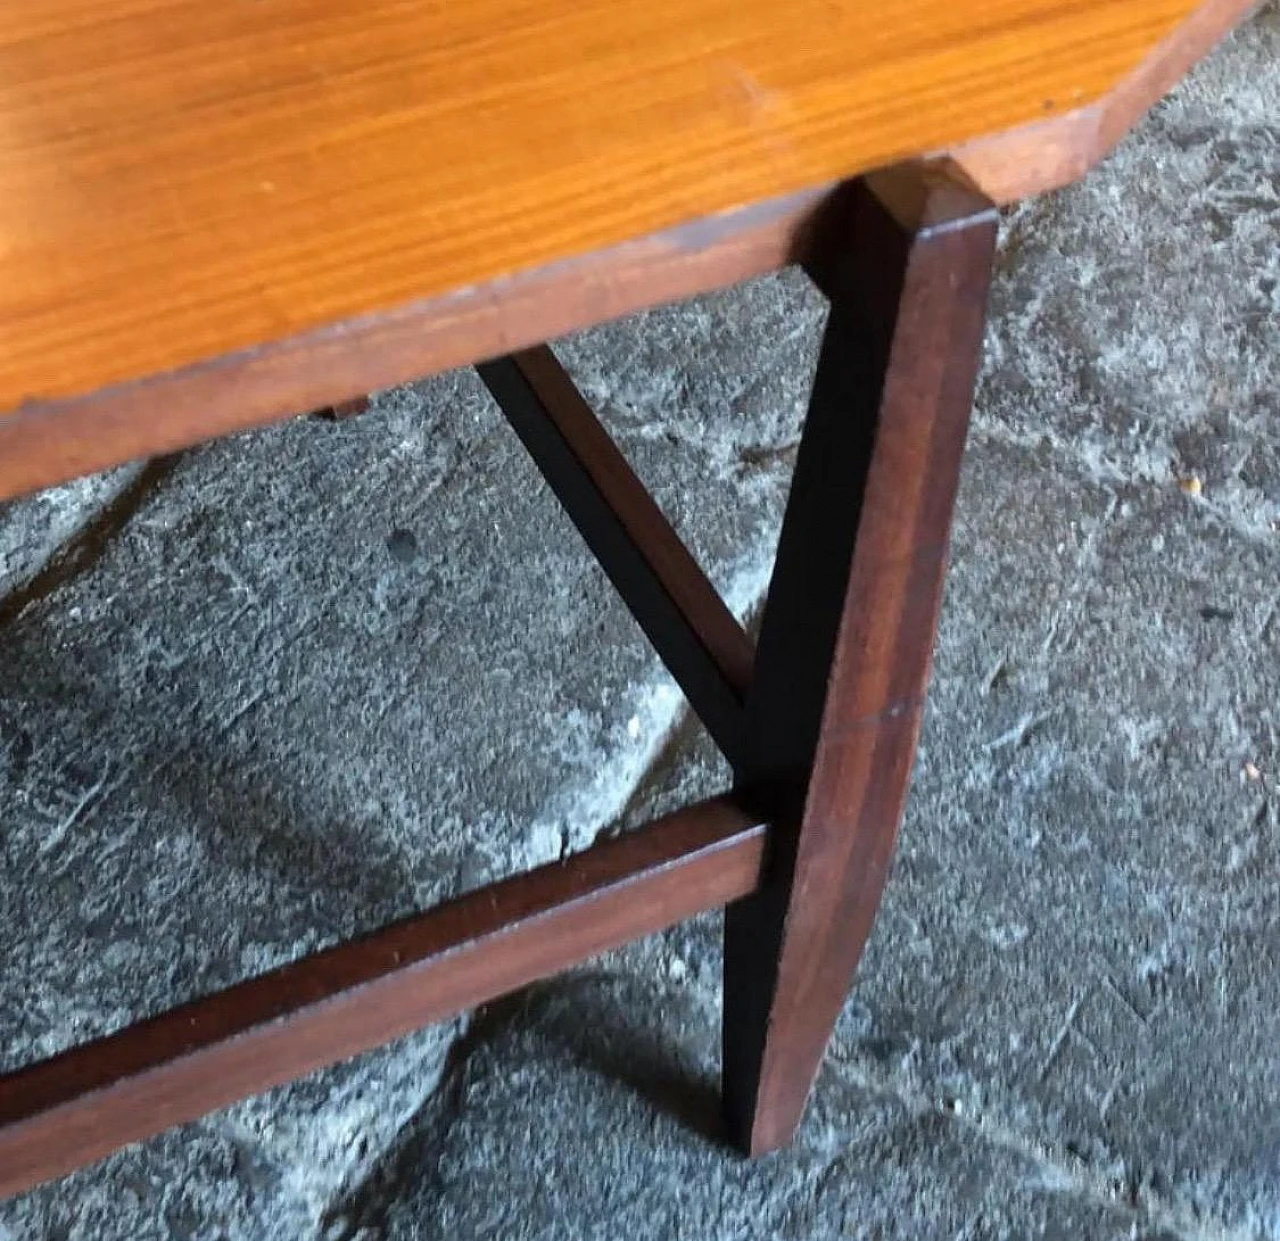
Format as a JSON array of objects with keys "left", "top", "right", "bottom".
[
  {"left": 722, "top": 168, "right": 998, "bottom": 1155},
  {"left": 0, "top": 0, "right": 1254, "bottom": 1203},
  {"left": 478, "top": 346, "right": 754, "bottom": 764},
  {"left": 312, "top": 396, "right": 372, "bottom": 421},
  {"left": 0, "top": 796, "right": 767, "bottom": 1199}
]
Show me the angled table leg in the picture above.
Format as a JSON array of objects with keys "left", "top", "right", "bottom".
[{"left": 723, "top": 168, "right": 998, "bottom": 1155}]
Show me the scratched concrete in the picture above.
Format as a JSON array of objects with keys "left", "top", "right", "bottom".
[{"left": 1, "top": 8, "right": 1277, "bottom": 1239}]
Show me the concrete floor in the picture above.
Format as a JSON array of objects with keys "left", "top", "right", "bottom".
[{"left": 1, "top": 9, "right": 1277, "bottom": 1238}]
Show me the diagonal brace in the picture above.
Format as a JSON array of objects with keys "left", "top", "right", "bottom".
[{"left": 478, "top": 346, "right": 754, "bottom": 766}]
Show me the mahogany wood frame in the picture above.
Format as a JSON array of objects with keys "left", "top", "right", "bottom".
[
  {"left": 0, "top": 164, "right": 995, "bottom": 1197},
  {"left": 0, "top": 797, "right": 768, "bottom": 1197},
  {"left": 725, "top": 173, "right": 997, "bottom": 1152}
]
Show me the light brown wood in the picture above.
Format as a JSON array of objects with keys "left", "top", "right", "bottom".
[
  {"left": 951, "top": 0, "right": 1259, "bottom": 199},
  {"left": 0, "top": 795, "right": 767, "bottom": 1199},
  {"left": 0, "top": 188, "right": 822, "bottom": 502},
  {"left": 0, "top": 0, "right": 1230, "bottom": 424}
]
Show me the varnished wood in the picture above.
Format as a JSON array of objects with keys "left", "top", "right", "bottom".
[
  {"left": 312, "top": 396, "right": 372, "bottom": 421},
  {"left": 722, "top": 170, "right": 998, "bottom": 1154},
  {"left": 951, "top": 0, "right": 1259, "bottom": 200},
  {"left": 478, "top": 347, "right": 753, "bottom": 763},
  {"left": 0, "top": 2, "right": 1250, "bottom": 504},
  {"left": 0, "top": 188, "right": 820, "bottom": 503},
  {"left": 0, "top": 0, "right": 1254, "bottom": 1198},
  {"left": 0, "top": 796, "right": 768, "bottom": 1199},
  {"left": 0, "top": 0, "right": 1239, "bottom": 430}
]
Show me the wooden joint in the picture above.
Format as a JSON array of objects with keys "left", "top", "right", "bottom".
[{"left": 798, "top": 168, "right": 996, "bottom": 308}]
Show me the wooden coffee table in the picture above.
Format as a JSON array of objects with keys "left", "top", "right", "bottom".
[{"left": 0, "top": 0, "right": 1254, "bottom": 1197}]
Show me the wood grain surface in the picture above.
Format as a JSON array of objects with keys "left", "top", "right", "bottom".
[
  {"left": 0, "top": 186, "right": 827, "bottom": 502},
  {"left": 0, "top": 0, "right": 1220, "bottom": 418},
  {"left": 951, "top": 0, "right": 1258, "bottom": 199}
]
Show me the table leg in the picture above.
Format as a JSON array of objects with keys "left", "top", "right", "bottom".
[
  {"left": 722, "top": 168, "right": 998, "bottom": 1155},
  {"left": 311, "top": 395, "right": 371, "bottom": 420}
]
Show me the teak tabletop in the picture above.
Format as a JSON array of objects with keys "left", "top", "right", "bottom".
[
  {"left": 0, "top": 0, "right": 1253, "bottom": 499},
  {"left": 0, "top": 0, "right": 1256, "bottom": 1206}
]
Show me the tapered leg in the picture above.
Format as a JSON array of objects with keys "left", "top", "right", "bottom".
[{"left": 722, "top": 167, "right": 997, "bottom": 1155}]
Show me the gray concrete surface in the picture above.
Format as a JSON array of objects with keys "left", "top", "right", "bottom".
[{"left": 1, "top": 9, "right": 1277, "bottom": 1237}]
